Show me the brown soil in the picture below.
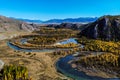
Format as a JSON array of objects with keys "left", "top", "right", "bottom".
[{"left": 0, "top": 40, "right": 68, "bottom": 80}]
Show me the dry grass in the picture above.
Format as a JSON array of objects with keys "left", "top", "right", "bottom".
[{"left": 0, "top": 40, "right": 66, "bottom": 80}]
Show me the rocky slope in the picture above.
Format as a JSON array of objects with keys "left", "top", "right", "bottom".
[
  {"left": 79, "top": 15, "right": 120, "bottom": 41},
  {"left": 0, "top": 15, "right": 37, "bottom": 32}
]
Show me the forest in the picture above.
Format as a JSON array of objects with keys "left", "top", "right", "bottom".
[{"left": 10, "top": 28, "right": 79, "bottom": 50}]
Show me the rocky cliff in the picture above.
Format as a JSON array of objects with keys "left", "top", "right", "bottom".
[{"left": 79, "top": 15, "right": 120, "bottom": 41}]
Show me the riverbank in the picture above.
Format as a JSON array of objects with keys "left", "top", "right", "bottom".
[
  {"left": 0, "top": 40, "right": 68, "bottom": 80},
  {"left": 7, "top": 36, "right": 120, "bottom": 80},
  {"left": 55, "top": 52, "right": 120, "bottom": 80}
]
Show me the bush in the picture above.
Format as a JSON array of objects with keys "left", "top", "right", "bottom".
[{"left": 0, "top": 65, "right": 30, "bottom": 80}]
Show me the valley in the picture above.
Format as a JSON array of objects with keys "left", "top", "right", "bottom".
[
  {"left": 0, "top": 27, "right": 80, "bottom": 80},
  {"left": 0, "top": 0, "right": 119, "bottom": 79},
  {"left": 1, "top": 15, "right": 120, "bottom": 80}
]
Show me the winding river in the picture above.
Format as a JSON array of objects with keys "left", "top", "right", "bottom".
[
  {"left": 7, "top": 38, "right": 120, "bottom": 80},
  {"left": 7, "top": 38, "right": 79, "bottom": 52},
  {"left": 7, "top": 42, "right": 54, "bottom": 52}
]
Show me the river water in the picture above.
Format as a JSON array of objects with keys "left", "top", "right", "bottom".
[
  {"left": 7, "top": 38, "right": 79, "bottom": 52},
  {"left": 7, "top": 38, "right": 120, "bottom": 80},
  {"left": 56, "top": 55, "right": 120, "bottom": 80}
]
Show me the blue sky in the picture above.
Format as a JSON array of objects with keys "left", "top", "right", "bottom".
[{"left": 0, "top": 0, "right": 120, "bottom": 20}]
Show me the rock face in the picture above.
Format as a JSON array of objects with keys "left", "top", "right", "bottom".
[
  {"left": 79, "top": 15, "right": 120, "bottom": 41},
  {"left": 0, "top": 15, "right": 37, "bottom": 32}
]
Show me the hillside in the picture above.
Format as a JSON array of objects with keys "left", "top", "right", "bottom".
[
  {"left": 79, "top": 15, "right": 120, "bottom": 41},
  {"left": 0, "top": 15, "right": 37, "bottom": 32},
  {"left": 0, "top": 15, "right": 38, "bottom": 40}
]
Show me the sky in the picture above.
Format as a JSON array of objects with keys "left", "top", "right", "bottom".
[{"left": 0, "top": 0, "right": 120, "bottom": 20}]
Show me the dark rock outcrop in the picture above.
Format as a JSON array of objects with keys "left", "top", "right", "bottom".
[
  {"left": 79, "top": 15, "right": 120, "bottom": 41},
  {"left": 46, "top": 23, "right": 84, "bottom": 30}
]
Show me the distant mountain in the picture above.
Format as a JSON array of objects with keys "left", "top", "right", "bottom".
[
  {"left": 43, "top": 17, "right": 98, "bottom": 23},
  {"left": 16, "top": 17, "right": 98, "bottom": 24},
  {"left": 79, "top": 15, "right": 120, "bottom": 41},
  {"left": 17, "top": 18, "right": 43, "bottom": 24}
]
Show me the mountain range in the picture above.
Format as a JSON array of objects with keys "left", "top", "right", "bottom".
[
  {"left": 0, "top": 15, "right": 97, "bottom": 33},
  {"left": 17, "top": 17, "right": 98, "bottom": 24},
  {"left": 1, "top": 14, "right": 120, "bottom": 41}
]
